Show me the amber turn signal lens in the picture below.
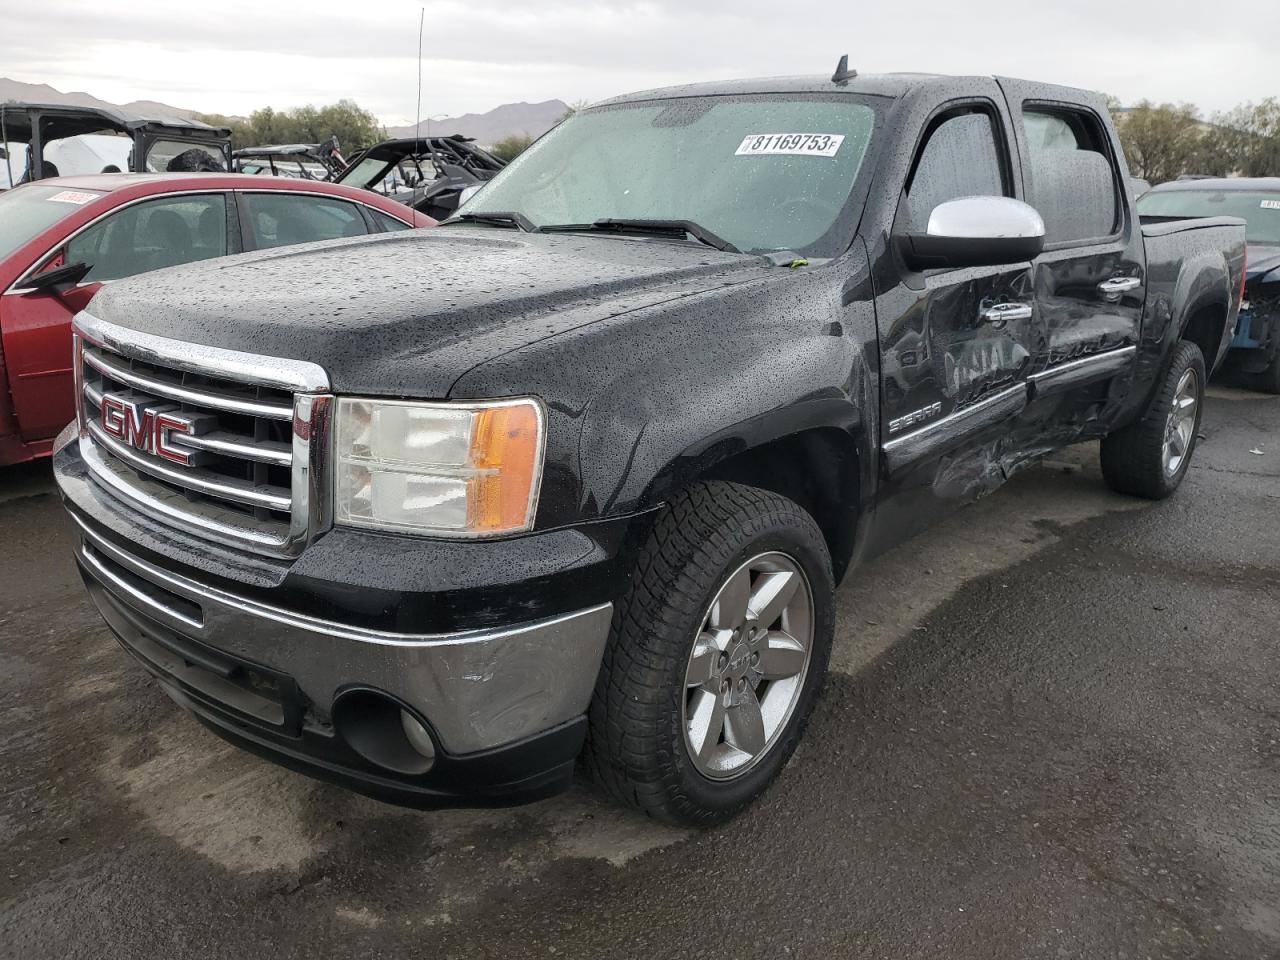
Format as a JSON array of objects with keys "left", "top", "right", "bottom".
[{"left": 468, "top": 402, "right": 543, "bottom": 533}]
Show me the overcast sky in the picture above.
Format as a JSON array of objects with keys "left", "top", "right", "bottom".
[{"left": 6, "top": 0, "right": 1276, "bottom": 123}]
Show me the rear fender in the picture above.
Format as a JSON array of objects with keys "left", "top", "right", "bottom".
[{"left": 1121, "top": 246, "right": 1237, "bottom": 428}]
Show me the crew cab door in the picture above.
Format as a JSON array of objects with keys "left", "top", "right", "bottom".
[
  {"left": 1, "top": 192, "right": 232, "bottom": 441},
  {"left": 999, "top": 82, "right": 1144, "bottom": 403},
  {"left": 875, "top": 102, "right": 1034, "bottom": 491}
]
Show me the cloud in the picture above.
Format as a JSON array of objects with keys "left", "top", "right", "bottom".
[{"left": 6, "top": 0, "right": 1276, "bottom": 121}]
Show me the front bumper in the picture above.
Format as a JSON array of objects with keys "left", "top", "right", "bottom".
[{"left": 56, "top": 434, "right": 618, "bottom": 808}]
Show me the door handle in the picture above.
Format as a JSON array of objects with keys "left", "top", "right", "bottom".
[
  {"left": 978, "top": 302, "right": 1033, "bottom": 327},
  {"left": 1097, "top": 276, "right": 1141, "bottom": 302}
]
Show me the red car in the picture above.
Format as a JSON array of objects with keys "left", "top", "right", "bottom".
[{"left": 0, "top": 173, "right": 433, "bottom": 466}]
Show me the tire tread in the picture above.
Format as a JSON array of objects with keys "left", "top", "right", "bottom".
[
  {"left": 1101, "top": 339, "right": 1205, "bottom": 500},
  {"left": 582, "top": 480, "right": 832, "bottom": 826}
]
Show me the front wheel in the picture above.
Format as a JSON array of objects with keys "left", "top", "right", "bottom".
[
  {"left": 583, "top": 481, "right": 834, "bottom": 827},
  {"left": 1101, "top": 339, "right": 1206, "bottom": 499}
]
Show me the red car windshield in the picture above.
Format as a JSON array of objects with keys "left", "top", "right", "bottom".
[{"left": 0, "top": 184, "right": 104, "bottom": 263}]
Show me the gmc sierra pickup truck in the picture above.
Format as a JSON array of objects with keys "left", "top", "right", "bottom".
[{"left": 54, "top": 66, "right": 1246, "bottom": 827}]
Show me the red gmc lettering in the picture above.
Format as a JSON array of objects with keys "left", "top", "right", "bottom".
[
  {"left": 153, "top": 414, "right": 194, "bottom": 465},
  {"left": 99, "top": 396, "right": 193, "bottom": 464},
  {"left": 99, "top": 394, "right": 133, "bottom": 442}
]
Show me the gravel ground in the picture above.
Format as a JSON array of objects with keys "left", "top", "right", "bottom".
[{"left": 1, "top": 386, "right": 1277, "bottom": 960}]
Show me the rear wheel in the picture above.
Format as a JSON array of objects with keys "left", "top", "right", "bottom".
[
  {"left": 1101, "top": 339, "right": 1206, "bottom": 499},
  {"left": 584, "top": 481, "right": 834, "bottom": 827}
]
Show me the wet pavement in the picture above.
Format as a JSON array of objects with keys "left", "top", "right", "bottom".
[{"left": 2, "top": 387, "right": 1277, "bottom": 959}]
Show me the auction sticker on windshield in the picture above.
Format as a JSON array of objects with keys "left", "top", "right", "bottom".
[
  {"left": 735, "top": 134, "right": 845, "bottom": 158},
  {"left": 47, "top": 191, "right": 97, "bottom": 205}
]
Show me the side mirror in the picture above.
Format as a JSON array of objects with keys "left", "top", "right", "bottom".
[
  {"left": 26, "top": 261, "right": 92, "bottom": 297},
  {"left": 900, "top": 196, "right": 1045, "bottom": 271}
]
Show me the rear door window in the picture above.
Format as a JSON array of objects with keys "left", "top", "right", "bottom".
[
  {"left": 1021, "top": 107, "right": 1120, "bottom": 244},
  {"left": 66, "top": 193, "right": 228, "bottom": 282},
  {"left": 242, "top": 193, "right": 370, "bottom": 250},
  {"left": 903, "top": 109, "right": 1009, "bottom": 233}
]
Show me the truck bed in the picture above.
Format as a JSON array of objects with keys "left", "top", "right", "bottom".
[{"left": 1139, "top": 214, "right": 1247, "bottom": 237}]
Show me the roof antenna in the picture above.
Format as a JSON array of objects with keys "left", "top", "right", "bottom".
[
  {"left": 831, "top": 54, "right": 857, "bottom": 85},
  {"left": 414, "top": 7, "right": 425, "bottom": 139}
]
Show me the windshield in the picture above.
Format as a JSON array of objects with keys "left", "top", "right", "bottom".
[
  {"left": 460, "top": 94, "right": 879, "bottom": 257},
  {"left": 1138, "top": 189, "right": 1280, "bottom": 245},
  {"left": 0, "top": 184, "right": 104, "bottom": 262},
  {"left": 337, "top": 156, "right": 393, "bottom": 190},
  {"left": 339, "top": 155, "right": 436, "bottom": 193}
]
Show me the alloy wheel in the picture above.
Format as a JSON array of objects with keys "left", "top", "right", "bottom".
[
  {"left": 1163, "top": 367, "right": 1199, "bottom": 477},
  {"left": 681, "top": 551, "right": 814, "bottom": 780}
]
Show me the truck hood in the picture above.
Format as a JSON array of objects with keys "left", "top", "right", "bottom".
[{"left": 87, "top": 226, "right": 771, "bottom": 395}]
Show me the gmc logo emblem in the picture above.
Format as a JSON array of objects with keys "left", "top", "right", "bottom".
[{"left": 100, "top": 393, "right": 197, "bottom": 465}]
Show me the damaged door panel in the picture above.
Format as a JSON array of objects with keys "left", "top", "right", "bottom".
[
  {"left": 1002, "top": 92, "right": 1144, "bottom": 410},
  {"left": 876, "top": 99, "right": 1033, "bottom": 484}
]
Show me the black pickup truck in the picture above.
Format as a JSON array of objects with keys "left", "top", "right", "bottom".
[{"left": 54, "top": 66, "right": 1246, "bottom": 827}]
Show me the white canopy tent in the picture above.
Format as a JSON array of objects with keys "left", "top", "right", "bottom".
[
  {"left": 1, "top": 142, "right": 29, "bottom": 189},
  {"left": 43, "top": 134, "right": 133, "bottom": 177}
]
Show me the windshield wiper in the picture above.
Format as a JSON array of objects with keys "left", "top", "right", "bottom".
[
  {"left": 539, "top": 218, "right": 741, "bottom": 254},
  {"left": 443, "top": 211, "right": 538, "bottom": 233}
]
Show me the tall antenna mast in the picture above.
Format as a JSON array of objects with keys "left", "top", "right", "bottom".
[{"left": 414, "top": 7, "right": 425, "bottom": 139}]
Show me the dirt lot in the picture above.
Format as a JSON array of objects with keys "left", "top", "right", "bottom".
[{"left": 2, "top": 387, "right": 1278, "bottom": 960}]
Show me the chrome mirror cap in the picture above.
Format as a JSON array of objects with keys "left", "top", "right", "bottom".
[
  {"left": 926, "top": 196, "right": 1046, "bottom": 240},
  {"left": 901, "top": 195, "right": 1046, "bottom": 271}
]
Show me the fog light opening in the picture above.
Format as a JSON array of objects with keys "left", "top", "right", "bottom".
[
  {"left": 400, "top": 709, "right": 436, "bottom": 761},
  {"left": 331, "top": 688, "right": 437, "bottom": 775}
]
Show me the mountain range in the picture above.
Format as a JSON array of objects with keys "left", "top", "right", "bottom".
[
  {"left": 385, "top": 100, "right": 569, "bottom": 145},
  {"left": 0, "top": 77, "right": 199, "bottom": 122},
  {"left": 1, "top": 78, "right": 567, "bottom": 146}
]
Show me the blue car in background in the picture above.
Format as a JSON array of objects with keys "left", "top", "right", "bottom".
[{"left": 1139, "top": 178, "right": 1280, "bottom": 392}]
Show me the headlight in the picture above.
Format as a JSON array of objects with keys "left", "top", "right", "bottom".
[{"left": 334, "top": 397, "right": 544, "bottom": 536}]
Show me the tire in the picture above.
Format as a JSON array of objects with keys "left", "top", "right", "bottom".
[
  {"left": 583, "top": 481, "right": 834, "bottom": 827},
  {"left": 1100, "top": 339, "right": 1206, "bottom": 499}
]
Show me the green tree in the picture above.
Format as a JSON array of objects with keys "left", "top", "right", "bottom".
[
  {"left": 1113, "top": 101, "right": 1206, "bottom": 184},
  {"left": 491, "top": 133, "right": 534, "bottom": 162},
  {"left": 197, "top": 100, "right": 386, "bottom": 153},
  {"left": 1207, "top": 99, "right": 1280, "bottom": 177}
]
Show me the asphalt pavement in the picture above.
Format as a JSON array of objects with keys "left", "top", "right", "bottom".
[{"left": 1, "top": 386, "right": 1277, "bottom": 960}]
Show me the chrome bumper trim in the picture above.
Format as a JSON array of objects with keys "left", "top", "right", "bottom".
[{"left": 72, "top": 513, "right": 614, "bottom": 755}]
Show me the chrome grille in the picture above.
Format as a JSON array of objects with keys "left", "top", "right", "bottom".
[{"left": 73, "top": 311, "right": 332, "bottom": 557}]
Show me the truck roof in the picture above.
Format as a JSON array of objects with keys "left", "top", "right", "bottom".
[{"left": 595, "top": 72, "right": 1096, "bottom": 107}]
